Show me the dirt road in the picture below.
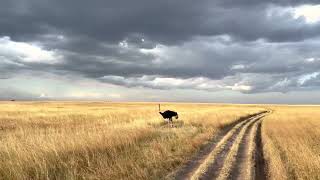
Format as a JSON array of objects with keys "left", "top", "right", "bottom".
[{"left": 172, "top": 111, "right": 269, "bottom": 180}]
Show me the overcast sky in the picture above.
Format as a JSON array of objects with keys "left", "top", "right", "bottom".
[{"left": 1, "top": 0, "right": 320, "bottom": 103}]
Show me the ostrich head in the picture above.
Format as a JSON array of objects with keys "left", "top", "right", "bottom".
[{"left": 159, "top": 112, "right": 165, "bottom": 118}]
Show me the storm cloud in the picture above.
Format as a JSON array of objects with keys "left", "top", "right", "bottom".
[{"left": 1, "top": 0, "right": 320, "bottom": 102}]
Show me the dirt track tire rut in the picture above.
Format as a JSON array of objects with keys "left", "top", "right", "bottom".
[{"left": 172, "top": 111, "right": 269, "bottom": 180}]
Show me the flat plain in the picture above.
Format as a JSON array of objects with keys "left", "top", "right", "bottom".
[
  {"left": 0, "top": 102, "right": 319, "bottom": 180},
  {"left": 262, "top": 106, "right": 320, "bottom": 180}
]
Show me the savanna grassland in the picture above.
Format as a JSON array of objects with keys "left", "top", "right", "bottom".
[
  {"left": 2, "top": 102, "right": 320, "bottom": 180},
  {"left": 0, "top": 102, "right": 264, "bottom": 180},
  {"left": 262, "top": 106, "right": 320, "bottom": 180}
]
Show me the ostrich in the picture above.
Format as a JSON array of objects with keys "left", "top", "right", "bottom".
[{"left": 158, "top": 104, "right": 179, "bottom": 127}]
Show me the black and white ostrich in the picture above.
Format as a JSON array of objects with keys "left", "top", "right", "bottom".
[{"left": 158, "top": 104, "right": 179, "bottom": 127}]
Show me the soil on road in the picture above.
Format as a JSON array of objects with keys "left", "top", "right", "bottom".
[{"left": 171, "top": 111, "right": 269, "bottom": 180}]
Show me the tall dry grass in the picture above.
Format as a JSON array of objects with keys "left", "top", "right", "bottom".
[
  {"left": 0, "top": 102, "right": 263, "bottom": 180},
  {"left": 262, "top": 106, "right": 320, "bottom": 180}
]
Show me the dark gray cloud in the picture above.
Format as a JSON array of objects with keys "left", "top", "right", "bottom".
[
  {"left": 1, "top": 0, "right": 320, "bottom": 44},
  {"left": 218, "top": 0, "right": 320, "bottom": 7},
  {"left": 1, "top": 0, "right": 320, "bottom": 99}
]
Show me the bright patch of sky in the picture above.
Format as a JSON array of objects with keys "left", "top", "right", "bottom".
[
  {"left": 294, "top": 5, "right": 320, "bottom": 23},
  {"left": 0, "top": 36, "right": 61, "bottom": 63},
  {"left": 298, "top": 72, "right": 320, "bottom": 85}
]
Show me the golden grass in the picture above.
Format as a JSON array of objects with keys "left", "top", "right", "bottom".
[
  {"left": 0, "top": 102, "right": 263, "bottom": 180},
  {"left": 262, "top": 106, "right": 320, "bottom": 180}
]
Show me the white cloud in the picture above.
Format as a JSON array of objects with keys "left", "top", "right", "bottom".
[
  {"left": 270, "top": 78, "right": 292, "bottom": 90},
  {"left": 100, "top": 75, "right": 253, "bottom": 92},
  {"left": 294, "top": 5, "right": 320, "bottom": 23},
  {"left": 231, "top": 64, "right": 246, "bottom": 70},
  {"left": 268, "top": 5, "right": 320, "bottom": 24},
  {"left": 139, "top": 45, "right": 164, "bottom": 55},
  {"left": 306, "top": 57, "right": 316, "bottom": 62},
  {"left": 298, "top": 72, "right": 320, "bottom": 85},
  {"left": 0, "top": 36, "right": 61, "bottom": 64},
  {"left": 305, "top": 57, "right": 319, "bottom": 63},
  {"left": 119, "top": 40, "right": 129, "bottom": 48},
  {"left": 39, "top": 93, "right": 48, "bottom": 98},
  {"left": 226, "top": 84, "right": 252, "bottom": 91}
]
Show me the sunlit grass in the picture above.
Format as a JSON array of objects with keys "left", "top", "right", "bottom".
[
  {"left": 262, "top": 106, "right": 320, "bottom": 180},
  {"left": 0, "top": 102, "right": 262, "bottom": 180}
]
